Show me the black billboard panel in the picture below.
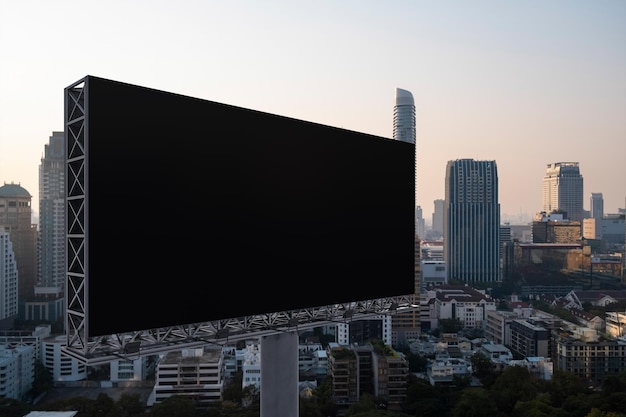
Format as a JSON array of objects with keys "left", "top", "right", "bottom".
[{"left": 70, "top": 75, "right": 415, "bottom": 337}]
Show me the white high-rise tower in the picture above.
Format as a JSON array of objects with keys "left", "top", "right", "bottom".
[
  {"left": 393, "top": 87, "right": 416, "bottom": 203},
  {"left": 36, "top": 131, "right": 65, "bottom": 296},
  {"left": 542, "top": 162, "right": 584, "bottom": 222}
]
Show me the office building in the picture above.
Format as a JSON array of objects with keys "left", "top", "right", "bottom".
[
  {"left": 149, "top": 347, "right": 224, "bottom": 407},
  {"left": 393, "top": 87, "right": 416, "bottom": 200},
  {"left": 37, "top": 131, "right": 66, "bottom": 297},
  {"left": 41, "top": 334, "right": 87, "bottom": 381},
  {"left": 326, "top": 341, "right": 408, "bottom": 413},
  {"left": 0, "top": 182, "right": 37, "bottom": 300},
  {"left": 542, "top": 162, "right": 584, "bottom": 222},
  {"left": 0, "top": 229, "right": 18, "bottom": 329},
  {"left": 0, "top": 344, "right": 35, "bottom": 400},
  {"left": 444, "top": 159, "right": 501, "bottom": 283},
  {"left": 393, "top": 88, "right": 415, "bottom": 145},
  {"left": 415, "top": 205, "right": 425, "bottom": 238},
  {"left": 590, "top": 192, "right": 604, "bottom": 221},
  {"left": 531, "top": 212, "right": 581, "bottom": 244},
  {"left": 432, "top": 199, "right": 444, "bottom": 237}
]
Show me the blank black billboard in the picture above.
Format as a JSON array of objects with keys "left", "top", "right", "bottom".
[{"left": 76, "top": 75, "right": 415, "bottom": 337}]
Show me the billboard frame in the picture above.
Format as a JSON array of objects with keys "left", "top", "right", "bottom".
[{"left": 63, "top": 76, "right": 416, "bottom": 364}]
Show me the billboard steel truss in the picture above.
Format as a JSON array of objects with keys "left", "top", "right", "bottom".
[{"left": 63, "top": 77, "right": 416, "bottom": 366}]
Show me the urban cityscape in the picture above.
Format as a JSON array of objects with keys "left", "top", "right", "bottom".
[
  {"left": 1, "top": 2, "right": 625, "bottom": 417},
  {"left": 0, "top": 83, "right": 624, "bottom": 417}
]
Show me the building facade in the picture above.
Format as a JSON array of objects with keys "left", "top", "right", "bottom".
[
  {"left": 0, "top": 182, "right": 37, "bottom": 301},
  {"left": 590, "top": 192, "right": 604, "bottom": 221},
  {"left": 542, "top": 162, "right": 584, "bottom": 222},
  {"left": 0, "top": 229, "right": 18, "bottom": 328},
  {"left": 393, "top": 87, "right": 416, "bottom": 204},
  {"left": 0, "top": 344, "right": 35, "bottom": 400},
  {"left": 37, "top": 131, "right": 66, "bottom": 298},
  {"left": 444, "top": 159, "right": 500, "bottom": 283},
  {"left": 149, "top": 347, "right": 224, "bottom": 407}
]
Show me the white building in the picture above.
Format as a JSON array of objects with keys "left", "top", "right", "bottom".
[
  {"left": 0, "top": 344, "right": 35, "bottom": 400},
  {"left": 241, "top": 342, "right": 261, "bottom": 390},
  {"left": 605, "top": 311, "right": 626, "bottom": 338},
  {"left": 427, "top": 357, "right": 472, "bottom": 386},
  {"left": 508, "top": 357, "right": 554, "bottom": 380},
  {"left": 479, "top": 343, "right": 513, "bottom": 368},
  {"left": 149, "top": 347, "right": 224, "bottom": 407},
  {"left": 110, "top": 357, "right": 148, "bottom": 383},
  {"left": 41, "top": 335, "right": 87, "bottom": 382},
  {"left": 426, "top": 285, "right": 497, "bottom": 329}
]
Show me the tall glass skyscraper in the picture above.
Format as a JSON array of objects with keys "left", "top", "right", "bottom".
[
  {"left": 542, "top": 162, "right": 584, "bottom": 222},
  {"left": 444, "top": 159, "right": 500, "bottom": 283},
  {"left": 37, "top": 131, "right": 65, "bottom": 295},
  {"left": 393, "top": 87, "right": 416, "bottom": 205},
  {"left": 393, "top": 88, "right": 415, "bottom": 145}
]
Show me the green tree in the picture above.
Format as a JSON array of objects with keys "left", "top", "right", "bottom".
[
  {"left": 511, "top": 393, "right": 569, "bottom": 417},
  {"left": 545, "top": 370, "right": 588, "bottom": 407},
  {"left": 147, "top": 395, "right": 200, "bottom": 417},
  {"left": 585, "top": 408, "right": 626, "bottom": 417},
  {"left": 439, "top": 318, "right": 464, "bottom": 334},
  {"left": 222, "top": 370, "right": 243, "bottom": 404},
  {"left": 115, "top": 392, "right": 145, "bottom": 416},
  {"left": 0, "top": 396, "right": 31, "bottom": 417},
  {"left": 470, "top": 351, "right": 497, "bottom": 387},
  {"left": 299, "top": 396, "right": 323, "bottom": 417},
  {"left": 490, "top": 365, "right": 538, "bottom": 414},
  {"left": 451, "top": 387, "right": 496, "bottom": 417},
  {"left": 31, "top": 361, "right": 53, "bottom": 398}
]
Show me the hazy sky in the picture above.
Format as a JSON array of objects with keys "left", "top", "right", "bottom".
[{"left": 1, "top": 1, "right": 625, "bottom": 224}]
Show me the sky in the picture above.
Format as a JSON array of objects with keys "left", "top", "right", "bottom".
[{"left": 1, "top": 0, "right": 625, "bottom": 225}]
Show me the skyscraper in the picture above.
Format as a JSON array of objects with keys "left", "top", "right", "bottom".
[
  {"left": 0, "top": 229, "right": 18, "bottom": 329},
  {"left": 0, "top": 182, "right": 37, "bottom": 300},
  {"left": 393, "top": 88, "right": 415, "bottom": 145},
  {"left": 391, "top": 88, "right": 419, "bottom": 343},
  {"left": 542, "top": 162, "right": 584, "bottom": 222},
  {"left": 432, "top": 199, "right": 445, "bottom": 236},
  {"left": 444, "top": 159, "right": 500, "bottom": 283},
  {"left": 37, "top": 131, "right": 65, "bottom": 296},
  {"left": 393, "top": 88, "right": 416, "bottom": 199},
  {"left": 590, "top": 192, "right": 604, "bottom": 221}
]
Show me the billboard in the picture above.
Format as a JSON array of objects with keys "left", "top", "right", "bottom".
[{"left": 67, "top": 76, "right": 415, "bottom": 337}]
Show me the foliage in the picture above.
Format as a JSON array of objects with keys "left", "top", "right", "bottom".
[
  {"left": 147, "top": 395, "right": 200, "bottom": 417},
  {"left": 0, "top": 396, "right": 31, "bottom": 417},
  {"left": 489, "top": 365, "right": 539, "bottom": 414},
  {"left": 439, "top": 318, "right": 464, "bottom": 333},
  {"left": 470, "top": 351, "right": 497, "bottom": 387},
  {"left": 451, "top": 387, "right": 496, "bottom": 417}
]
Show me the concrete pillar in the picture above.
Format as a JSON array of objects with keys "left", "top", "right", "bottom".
[{"left": 260, "top": 330, "right": 299, "bottom": 417}]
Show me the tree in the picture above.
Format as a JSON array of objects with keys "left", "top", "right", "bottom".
[
  {"left": 511, "top": 393, "right": 569, "bottom": 417},
  {"left": 222, "top": 370, "right": 243, "bottom": 404},
  {"left": 115, "top": 392, "right": 145, "bottom": 416},
  {"left": 451, "top": 387, "right": 497, "bottom": 417},
  {"left": 0, "top": 397, "right": 31, "bottom": 417},
  {"left": 147, "top": 396, "right": 200, "bottom": 417},
  {"left": 490, "top": 365, "right": 538, "bottom": 414},
  {"left": 545, "top": 370, "right": 588, "bottom": 407},
  {"left": 470, "top": 352, "right": 497, "bottom": 387},
  {"left": 439, "top": 318, "right": 463, "bottom": 334}
]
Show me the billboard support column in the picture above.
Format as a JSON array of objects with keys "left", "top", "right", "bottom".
[{"left": 260, "top": 331, "right": 299, "bottom": 417}]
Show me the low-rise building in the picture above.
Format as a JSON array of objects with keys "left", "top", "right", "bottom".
[{"left": 148, "top": 347, "right": 224, "bottom": 407}]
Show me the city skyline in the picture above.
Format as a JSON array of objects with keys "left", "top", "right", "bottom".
[{"left": 1, "top": 1, "right": 625, "bottom": 222}]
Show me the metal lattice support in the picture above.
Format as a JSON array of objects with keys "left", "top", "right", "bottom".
[
  {"left": 65, "top": 77, "right": 88, "bottom": 357},
  {"left": 62, "top": 295, "right": 416, "bottom": 365},
  {"left": 63, "top": 76, "right": 417, "bottom": 366}
]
